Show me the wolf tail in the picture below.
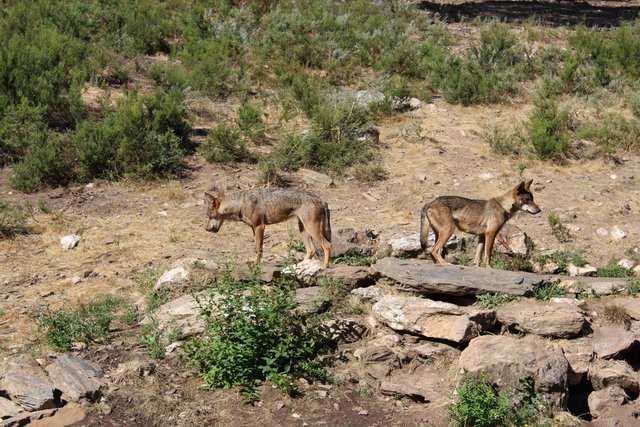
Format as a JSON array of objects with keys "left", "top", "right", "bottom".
[
  {"left": 322, "top": 204, "right": 332, "bottom": 242},
  {"left": 419, "top": 204, "right": 431, "bottom": 251}
]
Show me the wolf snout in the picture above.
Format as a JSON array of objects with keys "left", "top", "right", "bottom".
[
  {"left": 205, "top": 225, "right": 219, "bottom": 233},
  {"left": 524, "top": 204, "right": 541, "bottom": 215}
]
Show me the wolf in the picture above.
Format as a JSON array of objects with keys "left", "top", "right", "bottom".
[
  {"left": 419, "top": 180, "right": 541, "bottom": 268},
  {"left": 205, "top": 187, "right": 332, "bottom": 267}
]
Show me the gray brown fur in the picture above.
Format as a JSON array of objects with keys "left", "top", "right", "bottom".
[
  {"left": 205, "top": 187, "right": 332, "bottom": 267},
  {"left": 420, "top": 180, "right": 540, "bottom": 267}
]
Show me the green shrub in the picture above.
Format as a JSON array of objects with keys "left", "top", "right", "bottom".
[
  {"left": 449, "top": 372, "right": 510, "bottom": 427},
  {"left": 528, "top": 97, "right": 570, "bottom": 160},
  {"left": 35, "top": 294, "right": 122, "bottom": 350},
  {"left": 628, "top": 277, "right": 640, "bottom": 295},
  {"left": 483, "top": 124, "right": 524, "bottom": 157},
  {"left": 140, "top": 316, "right": 183, "bottom": 360},
  {"left": 185, "top": 271, "right": 332, "bottom": 398},
  {"left": 0, "top": 199, "right": 29, "bottom": 238},
  {"left": 491, "top": 253, "right": 533, "bottom": 272},
  {"left": 333, "top": 254, "right": 373, "bottom": 267},
  {"left": 576, "top": 114, "right": 640, "bottom": 153},
  {"left": 596, "top": 261, "right": 632, "bottom": 278},
  {"left": 533, "top": 251, "right": 588, "bottom": 275},
  {"left": 10, "top": 134, "right": 75, "bottom": 193},
  {"left": 199, "top": 123, "right": 252, "bottom": 163},
  {"left": 533, "top": 282, "right": 566, "bottom": 301},
  {"left": 476, "top": 293, "right": 519, "bottom": 309},
  {"left": 237, "top": 102, "right": 266, "bottom": 142},
  {"left": 0, "top": 102, "right": 48, "bottom": 167},
  {"left": 450, "top": 372, "right": 550, "bottom": 427}
]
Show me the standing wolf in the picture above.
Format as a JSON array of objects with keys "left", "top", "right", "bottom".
[
  {"left": 420, "top": 180, "right": 541, "bottom": 268},
  {"left": 205, "top": 187, "right": 332, "bottom": 267}
]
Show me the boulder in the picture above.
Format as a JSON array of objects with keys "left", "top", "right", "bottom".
[
  {"left": 321, "top": 265, "right": 375, "bottom": 289},
  {"left": 592, "top": 326, "right": 636, "bottom": 359},
  {"left": 405, "top": 341, "right": 460, "bottom": 361},
  {"left": 154, "top": 266, "right": 189, "bottom": 291},
  {"left": 379, "top": 365, "right": 446, "bottom": 403},
  {"left": 28, "top": 406, "right": 87, "bottom": 427},
  {"left": 0, "top": 397, "right": 23, "bottom": 420},
  {"left": 605, "top": 297, "right": 640, "bottom": 320},
  {"left": 496, "top": 223, "right": 529, "bottom": 256},
  {"left": 610, "top": 226, "right": 628, "bottom": 240},
  {"left": 558, "top": 277, "right": 629, "bottom": 296},
  {"left": 588, "top": 359, "right": 639, "bottom": 394},
  {"left": 330, "top": 228, "right": 378, "bottom": 258},
  {"left": 298, "top": 168, "right": 333, "bottom": 188},
  {"left": 140, "top": 293, "right": 208, "bottom": 336},
  {"left": 295, "top": 287, "right": 330, "bottom": 314},
  {"left": 374, "top": 257, "right": 545, "bottom": 296},
  {"left": 0, "top": 354, "right": 57, "bottom": 411},
  {"left": 557, "top": 338, "right": 594, "bottom": 386},
  {"left": 459, "top": 335, "right": 569, "bottom": 408},
  {"left": 496, "top": 300, "right": 586, "bottom": 338},
  {"left": 568, "top": 264, "right": 597, "bottom": 277},
  {"left": 44, "top": 355, "right": 105, "bottom": 403},
  {"left": 388, "top": 233, "right": 463, "bottom": 258},
  {"left": 294, "top": 259, "right": 324, "bottom": 286},
  {"left": 350, "top": 286, "right": 384, "bottom": 302},
  {"left": 354, "top": 346, "right": 399, "bottom": 367},
  {"left": 588, "top": 386, "right": 627, "bottom": 419},
  {"left": 372, "top": 295, "right": 495, "bottom": 344}
]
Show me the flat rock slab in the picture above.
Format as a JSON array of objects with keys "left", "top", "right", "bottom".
[
  {"left": 0, "top": 354, "right": 57, "bottom": 411},
  {"left": 380, "top": 365, "right": 447, "bottom": 403},
  {"left": 373, "top": 295, "right": 495, "bottom": 344},
  {"left": 588, "top": 359, "right": 639, "bottom": 394},
  {"left": 141, "top": 293, "right": 210, "bottom": 336},
  {"left": 373, "top": 257, "right": 548, "bottom": 296},
  {"left": 592, "top": 326, "right": 637, "bottom": 359},
  {"left": 295, "top": 287, "right": 330, "bottom": 314},
  {"left": 321, "top": 265, "right": 375, "bottom": 288},
  {"left": 0, "top": 397, "right": 23, "bottom": 420},
  {"left": 496, "top": 300, "right": 587, "bottom": 338},
  {"left": 557, "top": 338, "right": 594, "bottom": 386},
  {"left": 45, "top": 355, "right": 105, "bottom": 402},
  {"left": 459, "top": 335, "right": 569, "bottom": 408}
]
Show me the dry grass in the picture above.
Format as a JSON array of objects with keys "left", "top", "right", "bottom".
[{"left": 603, "top": 304, "right": 631, "bottom": 328}]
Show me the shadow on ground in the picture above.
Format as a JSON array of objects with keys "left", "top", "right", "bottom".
[{"left": 418, "top": 0, "right": 640, "bottom": 26}]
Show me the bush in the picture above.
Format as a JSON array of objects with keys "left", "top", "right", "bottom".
[
  {"left": 237, "top": 102, "right": 266, "bottom": 142},
  {"left": 10, "top": 135, "right": 75, "bottom": 193},
  {"left": 476, "top": 293, "right": 519, "bottom": 309},
  {"left": 0, "top": 102, "right": 48, "bottom": 167},
  {"left": 576, "top": 114, "right": 640, "bottom": 153},
  {"left": 483, "top": 124, "right": 524, "bottom": 157},
  {"left": 548, "top": 213, "right": 572, "bottom": 243},
  {"left": 533, "top": 251, "right": 588, "bottom": 275},
  {"left": 0, "top": 199, "right": 29, "bottom": 238},
  {"left": 35, "top": 295, "right": 122, "bottom": 350},
  {"left": 533, "top": 282, "right": 566, "bottom": 301},
  {"left": 185, "top": 271, "right": 332, "bottom": 398},
  {"left": 528, "top": 97, "right": 570, "bottom": 160},
  {"left": 199, "top": 123, "right": 252, "bottom": 163},
  {"left": 450, "top": 372, "right": 550, "bottom": 427},
  {"left": 449, "top": 372, "right": 510, "bottom": 427},
  {"left": 596, "top": 261, "right": 632, "bottom": 278}
]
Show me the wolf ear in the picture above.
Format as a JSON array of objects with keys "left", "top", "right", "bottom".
[
  {"left": 204, "top": 191, "right": 215, "bottom": 201},
  {"left": 524, "top": 179, "right": 533, "bottom": 191},
  {"left": 512, "top": 181, "right": 525, "bottom": 196}
]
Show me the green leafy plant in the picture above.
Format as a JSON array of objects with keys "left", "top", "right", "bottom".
[
  {"left": 596, "top": 261, "right": 632, "bottom": 278},
  {"left": 548, "top": 213, "right": 572, "bottom": 243},
  {"left": 476, "top": 293, "right": 519, "bottom": 309},
  {"left": 449, "top": 372, "right": 510, "bottom": 427},
  {"left": 185, "top": 271, "right": 332, "bottom": 399},
  {"left": 532, "top": 282, "right": 566, "bottom": 301},
  {"left": 35, "top": 294, "right": 122, "bottom": 350},
  {"left": 333, "top": 254, "right": 373, "bottom": 267},
  {"left": 198, "top": 123, "right": 253, "bottom": 164},
  {"left": 528, "top": 97, "right": 570, "bottom": 161}
]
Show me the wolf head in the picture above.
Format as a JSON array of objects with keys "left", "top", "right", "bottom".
[
  {"left": 204, "top": 187, "right": 225, "bottom": 233},
  {"left": 511, "top": 179, "right": 541, "bottom": 215}
]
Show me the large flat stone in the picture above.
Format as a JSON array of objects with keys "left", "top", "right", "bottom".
[
  {"left": 0, "top": 397, "right": 23, "bottom": 420},
  {"left": 373, "top": 257, "right": 548, "bottom": 296},
  {"left": 496, "top": 300, "right": 587, "bottom": 338},
  {"left": 45, "top": 355, "right": 105, "bottom": 402},
  {"left": 0, "top": 354, "right": 57, "bottom": 411},
  {"left": 372, "top": 295, "right": 495, "bottom": 344}
]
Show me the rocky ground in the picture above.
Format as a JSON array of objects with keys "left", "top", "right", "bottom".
[{"left": 2, "top": 1, "right": 640, "bottom": 426}]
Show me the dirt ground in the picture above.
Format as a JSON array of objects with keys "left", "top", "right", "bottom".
[{"left": 2, "top": 1, "right": 640, "bottom": 426}]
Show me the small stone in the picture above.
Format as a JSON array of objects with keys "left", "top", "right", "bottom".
[
  {"left": 479, "top": 173, "right": 495, "bottom": 180},
  {"left": 70, "top": 276, "right": 82, "bottom": 285},
  {"left": 610, "top": 174, "right": 618, "bottom": 180},
  {"left": 333, "top": 403, "right": 340, "bottom": 411},
  {"left": 316, "top": 390, "right": 328, "bottom": 398},
  {"left": 276, "top": 401, "right": 285, "bottom": 410},
  {"left": 568, "top": 264, "right": 597, "bottom": 277},
  {"left": 60, "top": 234, "right": 80, "bottom": 250},
  {"left": 610, "top": 226, "right": 628, "bottom": 240},
  {"left": 596, "top": 228, "right": 609, "bottom": 237},
  {"left": 358, "top": 409, "right": 369, "bottom": 416},
  {"left": 158, "top": 211, "right": 168, "bottom": 217},
  {"left": 98, "top": 402, "right": 112, "bottom": 415},
  {"left": 618, "top": 259, "right": 634, "bottom": 270}
]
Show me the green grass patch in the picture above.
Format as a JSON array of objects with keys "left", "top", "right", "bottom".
[
  {"left": 596, "top": 261, "right": 632, "bottom": 278},
  {"left": 333, "top": 254, "right": 373, "bottom": 267},
  {"left": 532, "top": 282, "right": 566, "bottom": 301},
  {"left": 0, "top": 199, "right": 29, "bottom": 238},
  {"left": 35, "top": 294, "right": 123, "bottom": 350},
  {"left": 476, "top": 293, "right": 519, "bottom": 309}
]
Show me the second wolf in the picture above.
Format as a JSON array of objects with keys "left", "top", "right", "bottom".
[
  {"left": 420, "top": 180, "right": 541, "bottom": 268},
  {"left": 205, "top": 187, "right": 332, "bottom": 267}
]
